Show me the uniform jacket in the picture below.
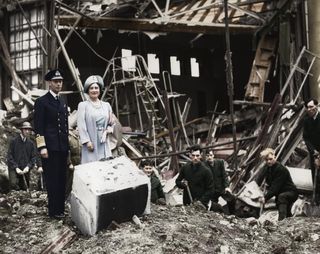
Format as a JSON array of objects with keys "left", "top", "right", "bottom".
[
  {"left": 176, "top": 161, "right": 214, "bottom": 205},
  {"left": 258, "top": 161, "right": 298, "bottom": 201},
  {"left": 7, "top": 135, "right": 37, "bottom": 170},
  {"left": 77, "top": 100, "right": 113, "bottom": 164},
  {"left": 303, "top": 113, "right": 320, "bottom": 153},
  {"left": 150, "top": 173, "right": 165, "bottom": 203},
  {"left": 205, "top": 159, "right": 229, "bottom": 193},
  {"left": 34, "top": 92, "right": 69, "bottom": 152}
]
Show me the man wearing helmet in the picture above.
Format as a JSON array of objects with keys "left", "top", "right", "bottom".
[{"left": 7, "top": 122, "right": 40, "bottom": 190}]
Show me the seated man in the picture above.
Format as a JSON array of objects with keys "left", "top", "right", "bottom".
[
  {"left": 176, "top": 145, "right": 214, "bottom": 208},
  {"left": 7, "top": 122, "right": 37, "bottom": 190},
  {"left": 258, "top": 148, "right": 298, "bottom": 221},
  {"left": 141, "top": 160, "right": 166, "bottom": 205},
  {"left": 205, "top": 149, "right": 235, "bottom": 214}
]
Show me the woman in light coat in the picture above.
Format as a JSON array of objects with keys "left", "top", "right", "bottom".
[{"left": 77, "top": 75, "right": 114, "bottom": 164}]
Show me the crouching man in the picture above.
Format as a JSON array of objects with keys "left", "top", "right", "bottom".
[
  {"left": 258, "top": 148, "right": 298, "bottom": 221},
  {"left": 205, "top": 149, "right": 235, "bottom": 214},
  {"left": 176, "top": 145, "right": 214, "bottom": 209},
  {"left": 141, "top": 160, "right": 166, "bottom": 205}
]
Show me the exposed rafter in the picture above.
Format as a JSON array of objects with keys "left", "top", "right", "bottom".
[
  {"left": 58, "top": 15, "right": 259, "bottom": 34},
  {"left": 54, "top": 0, "right": 277, "bottom": 35}
]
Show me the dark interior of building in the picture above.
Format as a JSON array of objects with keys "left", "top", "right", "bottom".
[{"left": 59, "top": 29, "right": 257, "bottom": 128}]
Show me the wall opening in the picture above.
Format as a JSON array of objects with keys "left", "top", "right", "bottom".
[
  {"left": 147, "top": 53, "right": 160, "bottom": 74},
  {"left": 190, "top": 57, "right": 200, "bottom": 77},
  {"left": 170, "top": 56, "right": 181, "bottom": 76}
]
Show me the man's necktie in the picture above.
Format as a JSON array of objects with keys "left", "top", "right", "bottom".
[{"left": 55, "top": 95, "right": 60, "bottom": 106}]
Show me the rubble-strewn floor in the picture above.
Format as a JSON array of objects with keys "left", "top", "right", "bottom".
[{"left": 0, "top": 189, "right": 320, "bottom": 254}]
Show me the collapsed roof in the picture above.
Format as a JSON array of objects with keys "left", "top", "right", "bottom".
[{"left": 56, "top": 0, "right": 286, "bottom": 34}]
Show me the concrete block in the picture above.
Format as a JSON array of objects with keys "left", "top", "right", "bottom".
[
  {"left": 71, "top": 156, "right": 150, "bottom": 235},
  {"left": 287, "top": 167, "right": 313, "bottom": 192}
]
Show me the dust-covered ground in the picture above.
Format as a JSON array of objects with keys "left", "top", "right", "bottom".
[
  {"left": 0, "top": 190, "right": 320, "bottom": 254},
  {"left": 0, "top": 126, "right": 320, "bottom": 254}
]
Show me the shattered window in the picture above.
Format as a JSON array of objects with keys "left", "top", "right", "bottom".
[
  {"left": 170, "top": 56, "right": 181, "bottom": 76},
  {"left": 190, "top": 58, "right": 200, "bottom": 77},
  {"left": 147, "top": 53, "right": 159, "bottom": 74},
  {"left": 9, "top": 6, "right": 44, "bottom": 89}
]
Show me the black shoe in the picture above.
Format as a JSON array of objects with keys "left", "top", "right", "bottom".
[{"left": 55, "top": 214, "right": 65, "bottom": 219}]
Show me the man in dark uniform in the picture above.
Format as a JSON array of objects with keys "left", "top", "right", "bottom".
[
  {"left": 34, "top": 69, "right": 69, "bottom": 219},
  {"left": 303, "top": 98, "right": 320, "bottom": 204},
  {"left": 258, "top": 148, "right": 298, "bottom": 221},
  {"left": 176, "top": 145, "right": 214, "bottom": 208},
  {"left": 7, "top": 122, "right": 37, "bottom": 190},
  {"left": 205, "top": 149, "right": 235, "bottom": 214}
]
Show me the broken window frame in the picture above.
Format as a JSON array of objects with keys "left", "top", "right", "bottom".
[{"left": 9, "top": 5, "right": 44, "bottom": 90}]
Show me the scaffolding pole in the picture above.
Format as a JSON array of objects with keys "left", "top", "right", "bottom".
[{"left": 224, "top": 0, "right": 238, "bottom": 171}]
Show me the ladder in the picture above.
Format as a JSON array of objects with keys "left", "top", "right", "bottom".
[
  {"left": 245, "top": 34, "right": 277, "bottom": 102},
  {"left": 280, "top": 45, "right": 319, "bottom": 104},
  {"left": 101, "top": 55, "right": 164, "bottom": 135}
]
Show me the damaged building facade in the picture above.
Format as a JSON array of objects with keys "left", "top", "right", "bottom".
[
  {"left": 0, "top": 1, "right": 312, "bottom": 112},
  {"left": 0, "top": 0, "right": 319, "bottom": 194}
]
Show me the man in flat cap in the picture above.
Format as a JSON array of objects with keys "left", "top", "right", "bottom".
[
  {"left": 7, "top": 122, "right": 38, "bottom": 190},
  {"left": 34, "top": 69, "right": 69, "bottom": 219}
]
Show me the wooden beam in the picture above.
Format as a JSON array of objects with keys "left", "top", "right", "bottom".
[
  {"left": 55, "top": 0, "right": 93, "bottom": 20},
  {"left": 163, "top": 90, "right": 179, "bottom": 174},
  {"left": 227, "top": 2, "right": 265, "bottom": 23},
  {"left": 233, "top": 100, "right": 294, "bottom": 108},
  {"left": 56, "top": 5, "right": 88, "bottom": 55},
  {"left": 155, "top": 117, "right": 203, "bottom": 139},
  {"left": 10, "top": 85, "right": 34, "bottom": 106},
  {"left": 0, "top": 0, "right": 39, "bottom": 8},
  {"left": 58, "top": 16, "right": 258, "bottom": 35},
  {"left": 41, "top": 228, "right": 76, "bottom": 254},
  {"left": 54, "top": 28, "right": 86, "bottom": 101},
  {"left": 122, "top": 138, "right": 143, "bottom": 158},
  {"left": 131, "top": 135, "right": 258, "bottom": 161}
]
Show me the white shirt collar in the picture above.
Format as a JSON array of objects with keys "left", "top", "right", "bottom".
[
  {"left": 313, "top": 111, "right": 319, "bottom": 120},
  {"left": 20, "top": 134, "right": 26, "bottom": 142},
  {"left": 49, "top": 90, "right": 59, "bottom": 99}
]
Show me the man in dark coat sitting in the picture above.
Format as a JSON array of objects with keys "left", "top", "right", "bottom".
[
  {"left": 258, "top": 148, "right": 298, "bottom": 221},
  {"left": 205, "top": 149, "right": 235, "bottom": 214},
  {"left": 141, "top": 160, "right": 166, "bottom": 205},
  {"left": 176, "top": 145, "right": 214, "bottom": 208}
]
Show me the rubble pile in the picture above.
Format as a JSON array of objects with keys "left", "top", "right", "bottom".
[
  {"left": 0, "top": 188, "right": 320, "bottom": 253},
  {"left": 0, "top": 98, "right": 319, "bottom": 253}
]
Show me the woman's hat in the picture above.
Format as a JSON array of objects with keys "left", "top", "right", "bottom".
[{"left": 84, "top": 75, "right": 104, "bottom": 93}]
